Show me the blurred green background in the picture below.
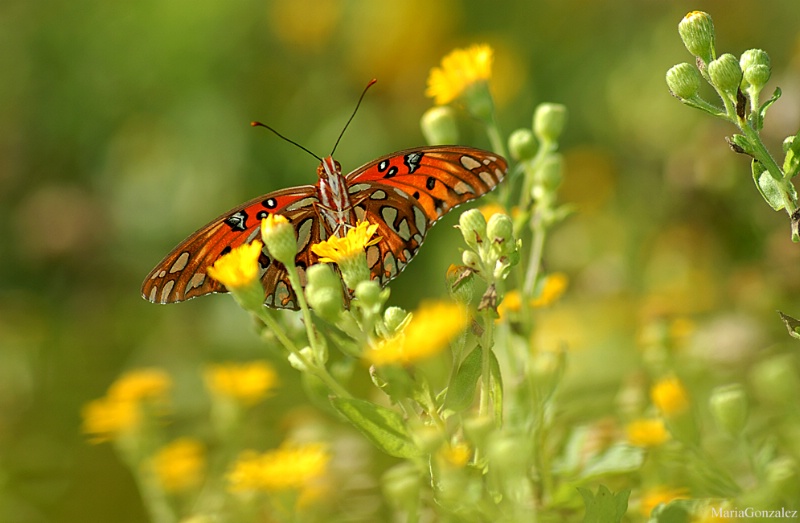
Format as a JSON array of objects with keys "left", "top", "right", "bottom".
[{"left": 3, "top": 0, "right": 800, "bottom": 521}]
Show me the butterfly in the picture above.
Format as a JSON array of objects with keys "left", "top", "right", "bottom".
[
  {"left": 142, "top": 82, "right": 507, "bottom": 309},
  {"left": 142, "top": 145, "right": 507, "bottom": 309}
]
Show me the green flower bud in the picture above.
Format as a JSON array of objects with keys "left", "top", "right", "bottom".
[
  {"left": 678, "top": 11, "right": 715, "bottom": 65},
  {"left": 533, "top": 103, "right": 567, "bottom": 143},
  {"left": 354, "top": 279, "right": 387, "bottom": 310},
  {"left": 382, "top": 463, "right": 421, "bottom": 511},
  {"left": 261, "top": 214, "right": 297, "bottom": 267},
  {"left": 446, "top": 264, "right": 474, "bottom": 304},
  {"left": 666, "top": 62, "right": 702, "bottom": 99},
  {"left": 708, "top": 53, "right": 743, "bottom": 98},
  {"left": 486, "top": 213, "right": 514, "bottom": 249},
  {"left": 384, "top": 306, "right": 410, "bottom": 334},
  {"left": 709, "top": 384, "right": 748, "bottom": 436},
  {"left": 461, "top": 82, "right": 495, "bottom": 124},
  {"left": 743, "top": 64, "right": 771, "bottom": 90},
  {"left": 458, "top": 208, "right": 487, "bottom": 250},
  {"left": 305, "top": 264, "right": 344, "bottom": 321},
  {"left": 420, "top": 106, "right": 459, "bottom": 145},
  {"left": 537, "top": 153, "right": 563, "bottom": 191},
  {"left": 740, "top": 48, "right": 770, "bottom": 73},
  {"left": 750, "top": 355, "right": 800, "bottom": 405},
  {"left": 288, "top": 346, "right": 315, "bottom": 371},
  {"left": 462, "top": 250, "right": 481, "bottom": 269},
  {"left": 784, "top": 136, "right": 796, "bottom": 153},
  {"left": 508, "top": 128, "right": 537, "bottom": 161}
]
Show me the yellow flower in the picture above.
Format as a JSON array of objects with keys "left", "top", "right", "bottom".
[
  {"left": 152, "top": 438, "right": 206, "bottom": 493},
  {"left": 81, "top": 368, "right": 172, "bottom": 444},
  {"left": 311, "top": 221, "right": 381, "bottom": 289},
  {"left": 207, "top": 240, "right": 263, "bottom": 290},
  {"left": 651, "top": 376, "right": 690, "bottom": 417},
  {"left": 108, "top": 368, "right": 171, "bottom": 402},
  {"left": 312, "top": 221, "right": 381, "bottom": 264},
  {"left": 640, "top": 486, "right": 690, "bottom": 517},
  {"left": 478, "top": 203, "right": 506, "bottom": 222},
  {"left": 530, "top": 273, "right": 568, "bottom": 307},
  {"left": 367, "top": 301, "right": 468, "bottom": 366},
  {"left": 496, "top": 289, "right": 522, "bottom": 321},
  {"left": 439, "top": 442, "right": 471, "bottom": 467},
  {"left": 227, "top": 443, "right": 330, "bottom": 493},
  {"left": 81, "top": 396, "right": 140, "bottom": 444},
  {"left": 626, "top": 418, "right": 670, "bottom": 447},
  {"left": 261, "top": 214, "right": 297, "bottom": 266},
  {"left": 205, "top": 361, "right": 279, "bottom": 405},
  {"left": 426, "top": 44, "right": 493, "bottom": 105}
]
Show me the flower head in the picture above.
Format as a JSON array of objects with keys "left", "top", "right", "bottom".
[
  {"left": 426, "top": 44, "right": 493, "bottom": 106},
  {"left": 151, "top": 438, "right": 206, "bottom": 493},
  {"left": 227, "top": 442, "right": 330, "bottom": 493},
  {"left": 640, "top": 486, "right": 690, "bottom": 517},
  {"left": 82, "top": 368, "right": 172, "bottom": 444},
  {"left": 651, "top": 376, "right": 690, "bottom": 417},
  {"left": 204, "top": 361, "right": 279, "bottom": 406},
  {"left": 207, "top": 240, "right": 262, "bottom": 290},
  {"left": 530, "top": 273, "right": 568, "bottom": 307},
  {"left": 626, "top": 418, "right": 669, "bottom": 447},
  {"left": 207, "top": 240, "right": 266, "bottom": 310},
  {"left": 311, "top": 221, "right": 380, "bottom": 290},
  {"left": 367, "top": 301, "right": 468, "bottom": 366}
]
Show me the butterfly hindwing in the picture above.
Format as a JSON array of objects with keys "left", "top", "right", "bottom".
[
  {"left": 346, "top": 146, "right": 507, "bottom": 283},
  {"left": 141, "top": 186, "right": 319, "bottom": 306}
]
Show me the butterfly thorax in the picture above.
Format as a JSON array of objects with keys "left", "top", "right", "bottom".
[{"left": 316, "top": 156, "right": 356, "bottom": 236}]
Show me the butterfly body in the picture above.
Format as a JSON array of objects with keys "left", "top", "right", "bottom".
[{"left": 142, "top": 146, "right": 507, "bottom": 309}]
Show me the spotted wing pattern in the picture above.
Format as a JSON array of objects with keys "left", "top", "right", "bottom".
[
  {"left": 141, "top": 186, "right": 321, "bottom": 307},
  {"left": 345, "top": 146, "right": 507, "bottom": 284},
  {"left": 142, "top": 146, "right": 507, "bottom": 309}
]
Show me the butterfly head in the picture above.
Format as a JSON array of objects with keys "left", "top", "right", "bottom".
[{"left": 317, "top": 156, "right": 343, "bottom": 180}]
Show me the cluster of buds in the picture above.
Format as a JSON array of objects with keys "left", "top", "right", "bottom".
[
  {"left": 458, "top": 209, "right": 521, "bottom": 287},
  {"left": 667, "top": 11, "right": 772, "bottom": 122}
]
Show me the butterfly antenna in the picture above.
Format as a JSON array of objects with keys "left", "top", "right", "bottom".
[
  {"left": 250, "top": 121, "right": 323, "bottom": 162},
  {"left": 330, "top": 78, "right": 377, "bottom": 157}
]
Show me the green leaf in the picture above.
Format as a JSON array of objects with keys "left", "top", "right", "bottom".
[
  {"left": 578, "top": 485, "right": 630, "bottom": 523},
  {"left": 758, "top": 86, "right": 782, "bottom": 123},
  {"left": 330, "top": 397, "right": 421, "bottom": 459},
  {"left": 580, "top": 444, "right": 644, "bottom": 480},
  {"left": 783, "top": 128, "right": 800, "bottom": 179},
  {"left": 444, "top": 346, "right": 483, "bottom": 412},
  {"left": 753, "top": 160, "right": 787, "bottom": 211},
  {"left": 778, "top": 311, "right": 800, "bottom": 340}
]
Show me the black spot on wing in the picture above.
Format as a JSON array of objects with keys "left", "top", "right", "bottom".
[
  {"left": 404, "top": 152, "right": 423, "bottom": 174},
  {"left": 385, "top": 166, "right": 398, "bottom": 179},
  {"left": 225, "top": 210, "right": 248, "bottom": 231}
]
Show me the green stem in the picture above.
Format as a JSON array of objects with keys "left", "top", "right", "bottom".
[
  {"left": 285, "top": 269, "right": 326, "bottom": 362},
  {"left": 523, "top": 218, "right": 547, "bottom": 297},
  {"left": 479, "top": 310, "right": 495, "bottom": 420},
  {"left": 740, "top": 120, "right": 797, "bottom": 213},
  {"left": 487, "top": 116, "right": 507, "bottom": 159},
  {"left": 253, "top": 308, "right": 299, "bottom": 354}
]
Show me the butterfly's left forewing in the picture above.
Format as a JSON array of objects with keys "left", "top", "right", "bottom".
[
  {"left": 141, "top": 186, "right": 320, "bottom": 307},
  {"left": 346, "top": 146, "right": 507, "bottom": 284}
]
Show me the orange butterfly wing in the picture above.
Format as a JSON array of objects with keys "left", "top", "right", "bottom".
[
  {"left": 344, "top": 146, "right": 507, "bottom": 283},
  {"left": 141, "top": 186, "right": 323, "bottom": 308}
]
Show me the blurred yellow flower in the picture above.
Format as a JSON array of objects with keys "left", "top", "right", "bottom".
[
  {"left": 439, "top": 442, "right": 471, "bottom": 467},
  {"left": 478, "top": 203, "right": 506, "bottom": 222},
  {"left": 152, "top": 438, "right": 206, "bottom": 493},
  {"left": 626, "top": 418, "right": 669, "bottom": 447},
  {"left": 82, "top": 368, "right": 172, "bottom": 444},
  {"left": 426, "top": 44, "right": 493, "bottom": 105},
  {"left": 81, "top": 396, "right": 140, "bottom": 444},
  {"left": 497, "top": 289, "right": 522, "bottom": 321},
  {"left": 108, "top": 368, "right": 171, "bottom": 402},
  {"left": 207, "top": 240, "right": 263, "bottom": 290},
  {"left": 205, "top": 361, "right": 279, "bottom": 405},
  {"left": 367, "top": 301, "right": 468, "bottom": 366},
  {"left": 651, "top": 376, "right": 690, "bottom": 417},
  {"left": 227, "top": 443, "right": 330, "bottom": 493},
  {"left": 311, "top": 221, "right": 381, "bottom": 265},
  {"left": 530, "top": 273, "right": 568, "bottom": 307},
  {"left": 640, "top": 486, "right": 690, "bottom": 517}
]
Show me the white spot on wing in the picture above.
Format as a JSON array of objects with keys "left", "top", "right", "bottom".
[
  {"left": 479, "top": 171, "right": 494, "bottom": 186},
  {"left": 170, "top": 252, "right": 190, "bottom": 273},
  {"left": 348, "top": 183, "right": 371, "bottom": 194},
  {"left": 460, "top": 155, "right": 481, "bottom": 170},
  {"left": 286, "top": 197, "right": 317, "bottom": 211},
  {"left": 161, "top": 280, "right": 174, "bottom": 302},
  {"left": 412, "top": 205, "right": 427, "bottom": 236},
  {"left": 188, "top": 273, "right": 205, "bottom": 290},
  {"left": 453, "top": 181, "right": 474, "bottom": 195}
]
